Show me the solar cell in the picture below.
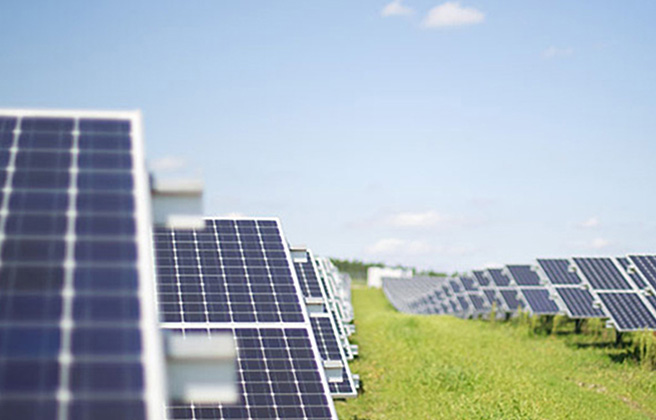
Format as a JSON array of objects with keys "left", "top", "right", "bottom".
[
  {"left": 536, "top": 259, "right": 582, "bottom": 285},
  {"left": 0, "top": 110, "right": 166, "bottom": 420},
  {"left": 168, "top": 327, "right": 334, "bottom": 420},
  {"left": 629, "top": 255, "right": 656, "bottom": 292},
  {"left": 293, "top": 250, "right": 356, "bottom": 398},
  {"left": 155, "top": 218, "right": 337, "bottom": 419},
  {"left": 506, "top": 265, "right": 541, "bottom": 286},
  {"left": 499, "top": 290, "right": 523, "bottom": 311},
  {"left": 487, "top": 269, "right": 511, "bottom": 287},
  {"left": 472, "top": 270, "right": 490, "bottom": 287},
  {"left": 519, "top": 288, "right": 560, "bottom": 315},
  {"left": 553, "top": 287, "right": 604, "bottom": 318},
  {"left": 573, "top": 257, "right": 632, "bottom": 290},
  {"left": 597, "top": 293, "right": 656, "bottom": 331},
  {"left": 616, "top": 257, "right": 648, "bottom": 289}
]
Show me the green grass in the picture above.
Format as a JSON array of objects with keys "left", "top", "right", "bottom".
[{"left": 335, "top": 287, "right": 656, "bottom": 420}]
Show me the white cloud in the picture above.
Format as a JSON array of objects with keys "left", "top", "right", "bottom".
[
  {"left": 149, "top": 156, "right": 187, "bottom": 172},
  {"left": 381, "top": 0, "right": 414, "bottom": 17},
  {"left": 422, "top": 2, "right": 485, "bottom": 28},
  {"left": 542, "top": 46, "right": 574, "bottom": 59},
  {"left": 579, "top": 216, "right": 600, "bottom": 229},
  {"left": 590, "top": 237, "right": 611, "bottom": 250}
]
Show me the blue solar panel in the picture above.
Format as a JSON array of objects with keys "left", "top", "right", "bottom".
[
  {"left": 506, "top": 265, "right": 541, "bottom": 286},
  {"left": 554, "top": 287, "right": 605, "bottom": 318},
  {"left": 482, "top": 289, "right": 505, "bottom": 310},
  {"left": 155, "top": 218, "right": 337, "bottom": 419},
  {"left": 616, "top": 257, "right": 648, "bottom": 289},
  {"left": 629, "top": 255, "right": 656, "bottom": 292},
  {"left": 597, "top": 293, "right": 656, "bottom": 331},
  {"left": 487, "top": 269, "right": 511, "bottom": 287},
  {"left": 573, "top": 257, "right": 632, "bottom": 290},
  {"left": 472, "top": 270, "right": 490, "bottom": 287},
  {"left": 499, "top": 290, "right": 523, "bottom": 311},
  {"left": 0, "top": 111, "right": 165, "bottom": 420},
  {"left": 460, "top": 276, "right": 479, "bottom": 291},
  {"left": 293, "top": 250, "right": 356, "bottom": 398},
  {"left": 168, "top": 328, "right": 334, "bottom": 420},
  {"left": 537, "top": 259, "right": 582, "bottom": 285},
  {"left": 519, "top": 288, "right": 560, "bottom": 315}
]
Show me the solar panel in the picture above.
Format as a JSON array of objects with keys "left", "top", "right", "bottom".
[
  {"left": 0, "top": 110, "right": 166, "bottom": 420},
  {"left": 487, "top": 269, "right": 511, "bottom": 287},
  {"left": 506, "top": 265, "right": 541, "bottom": 286},
  {"left": 482, "top": 289, "right": 507, "bottom": 311},
  {"left": 536, "top": 259, "right": 582, "bottom": 285},
  {"left": 518, "top": 288, "right": 560, "bottom": 315},
  {"left": 293, "top": 250, "right": 356, "bottom": 398},
  {"left": 597, "top": 293, "right": 656, "bottom": 331},
  {"left": 154, "top": 218, "right": 337, "bottom": 419},
  {"left": 167, "top": 327, "right": 335, "bottom": 419},
  {"left": 499, "top": 289, "right": 523, "bottom": 311},
  {"left": 617, "top": 256, "right": 648, "bottom": 289},
  {"left": 628, "top": 255, "right": 656, "bottom": 292},
  {"left": 459, "top": 275, "right": 479, "bottom": 291},
  {"left": 572, "top": 257, "right": 632, "bottom": 290},
  {"left": 553, "top": 287, "right": 605, "bottom": 318},
  {"left": 472, "top": 270, "right": 490, "bottom": 287},
  {"left": 313, "top": 258, "right": 352, "bottom": 344}
]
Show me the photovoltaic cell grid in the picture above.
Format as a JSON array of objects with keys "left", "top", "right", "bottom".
[
  {"left": 0, "top": 112, "right": 165, "bottom": 420},
  {"left": 537, "top": 259, "right": 603, "bottom": 318},
  {"left": 573, "top": 257, "right": 656, "bottom": 331},
  {"left": 553, "top": 288, "right": 604, "bottom": 318},
  {"left": 309, "top": 317, "right": 355, "bottom": 396},
  {"left": 537, "top": 259, "right": 581, "bottom": 285},
  {"left": 168, "top": 328, "right": 334, "bottom": 420},
  {"left": 597, "top": 294, "right": 656, "bottom": 331},
  {"left": 472, "top": 270, "right": 490, "bottom": 287},
  {"left": 155, "top": 219, "right": 336, "bottom": 419},
  {"left": 616, "top": 257, "right": 648, "bottom": 289},
  {"left": 629, "top": 255, "right": 656, "bottom": 292},
  {"left": 573, "top": 257, "right": 632, "bottom": 290},
  {"left": 506, "top": 265, "right": 541, "bottom": 286},
  {"left": 294, "top": 251, "right": 324, "bottom": 300},
  {"left": 487, "top": 269, "right": 511, "bottom": 287},
  {"left": 518, "top": 288, "right": 560, "bottom": 315},
  {"left": 154, "top": 220, "right": 305, "bottom": 324},
  {"left": 293, "top": 250, "right": 356, "bottom": 398}
]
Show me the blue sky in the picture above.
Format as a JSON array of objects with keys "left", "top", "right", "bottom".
[{"left": 2, "top": 1, "right": 655, "bottom": 272}]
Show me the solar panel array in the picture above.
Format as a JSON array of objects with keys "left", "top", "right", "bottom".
[
  {"left": 292, "top": 250, "right": 357, "bottom": 398},
  {"left": 382, "top": 254, "right": 656, "bottom": 332},
  {"left": 0, "top": 110, "right": 167, "bottom": 420},
  {"left": 155, "top": 219, "right": 339, "bottom": 419},
  {"left": 1, "top": 108, "right": 358, "bottom": 419}
]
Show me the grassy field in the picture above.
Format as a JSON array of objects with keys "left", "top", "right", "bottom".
[{"left": 335, "top": 287, "right": 656, "bottom": 420}]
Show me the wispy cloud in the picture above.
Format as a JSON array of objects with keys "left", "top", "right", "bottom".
[
  {"left": 381, "top": 0, "right": 414, "bottom": 17},
  {"left": 542, "top": 46, "right": 574, "bottom": 59},
  {"left": 590, "top": 237, "right": 611, "bottom": 250},
  {"left": 422, "top": 2, "right": 485, "bottom": 28},
  {"left": 149, "top": 156, "right": 188, "bottom": 172},
  {"left": 578, "top": 216, "right": 600, "bottom": 229}
]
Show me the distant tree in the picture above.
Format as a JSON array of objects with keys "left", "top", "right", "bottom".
[{"left": 330, "top": 258, "right": 383, "bottom": 280}]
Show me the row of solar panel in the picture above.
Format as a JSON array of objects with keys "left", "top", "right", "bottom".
[
  {"left": 382, "top": 255, "right": 656, "bottom": 332},
  {"left": 0, "top": 110, "right": 355, "bottom": 420}
]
